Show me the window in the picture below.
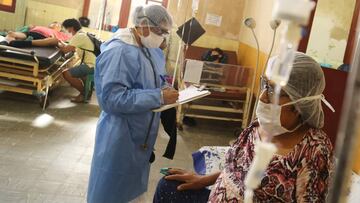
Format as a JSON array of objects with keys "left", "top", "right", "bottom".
[{"left": 0, "top": 0, "right": 16, "bottom": 13}]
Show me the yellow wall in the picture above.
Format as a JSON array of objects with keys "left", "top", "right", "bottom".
[
  {"left": 237, "top": 42, "right": 267, "bottom": 92},
  {"left": 237, "top": 0, "right": 279, "bottom": 93},
  {"left": 193, "top": 35, "right": 240, "bottom": 53},
  {"left": 354, "top": 129, "right": 360, "bottom": 174},
  {"left": 166, "top": 0, "right": 245, "bottom": 74},
  {"left": 25, "top": 0, "right": 82, "bottom": 26},
  {"left": 2, "top": 0, "right": 13, "bottom": 6},
  {"left": 239, "top": 0, "right": 281, "bottom": 53},
  {"left": 0, "top": 0, "right": 27, "bottom": 31},
  {"left": 29, "top": 0, "right": 83, "bottom": 10},
  {"left": 167, "top": 0, "right": 244, "bottom": 53},
  {"left": 168, "top": 0, "right": 245, "bottom": 41},
  {"left": 0, "top": 0, "right": 83, "bottom": 30}
]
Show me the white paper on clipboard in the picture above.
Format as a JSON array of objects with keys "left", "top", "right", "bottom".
[
  {"left": 183, "top": 60, "right": 204, "bottom": 84},
  {"left": 153, "top": 86, "right": 210, "bottom": 112}
]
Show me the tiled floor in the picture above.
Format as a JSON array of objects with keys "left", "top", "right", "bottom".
[{"left": 0, "top": 85, "right": 238, "bottom": 203}]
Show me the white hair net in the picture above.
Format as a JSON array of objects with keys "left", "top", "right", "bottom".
[
  {"left": 266, "top": 52, "right": 329, "bottom": 128},
  {"left": 132, "top": 5, "right": 173, "bottom": 30}
]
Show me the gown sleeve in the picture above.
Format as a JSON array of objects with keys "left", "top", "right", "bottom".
[{"left": 96, "top": 45, "right": 162, "bottom": 115}]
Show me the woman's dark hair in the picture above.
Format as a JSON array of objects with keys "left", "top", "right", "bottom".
[
  {"left": 202, "top": 47, "right": 228, "bottom": 64},
  {"left": 213, "top": 48, "right": 224, "bottom": 57},
  {"left": 62, "top": 18, "right": 82, "bottom": 32},
  {"left": 79, "top": 17, "right": 90, "bottom": 27}
]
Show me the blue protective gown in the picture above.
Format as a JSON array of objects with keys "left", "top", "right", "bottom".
[{"left": 87, "top": 31, "right": 166, "bottom": 203}]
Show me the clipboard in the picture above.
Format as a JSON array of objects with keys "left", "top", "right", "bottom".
[{"left": 153, "top": 86, "right": 211, "bottom": 112}]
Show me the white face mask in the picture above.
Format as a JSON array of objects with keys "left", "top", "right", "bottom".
[
  {"left": 256, "top": 100, "right": 301, "bottom": 137},
  {"left": 256, "top": 94, "right": 333, "bottom": 136},
  {"left": 256, "top": 77, "right": 337, "bottom": 137},
  {"left": 140, "top": 30, "right": 164, "bottom": 48}
]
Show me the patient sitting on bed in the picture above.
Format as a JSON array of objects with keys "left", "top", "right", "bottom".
[
  {"left": 0, "top": 22, "right": 70, "bottom": 48},
  {"left": 59, "top": 18, "right": 96, "bottom": 103}
]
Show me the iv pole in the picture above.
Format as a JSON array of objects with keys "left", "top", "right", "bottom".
[
  {"left": 96, "top": 0, "right": 108, "bottom": 39},
  {"left": 328, "top": 18, "right": 360, "bottom": 203}
]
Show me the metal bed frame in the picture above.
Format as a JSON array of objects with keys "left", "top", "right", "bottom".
[
  {"left": 0, "top": 45, "right": 75, "bottom": 109},
  {"left": 177, "top": 60, "right": 254, "bottom": 130}
]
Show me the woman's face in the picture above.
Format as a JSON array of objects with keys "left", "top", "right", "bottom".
[
  {"left": 210, "top": 51, "right": 221, "bottom": 62},
  {"left": 259, "top": 77, "right": 301, "bottom": 130}
]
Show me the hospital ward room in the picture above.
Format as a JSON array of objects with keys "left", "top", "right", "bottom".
[{"left": 1, "top": 0, "right": 360, "bottom": 202}]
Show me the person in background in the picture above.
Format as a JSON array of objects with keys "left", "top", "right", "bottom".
[
  {"left": 87, "top": 5, "right": 178, "bottom": 203},
  {"left": 202, "top": 47, "right": 227, "bottom": 63},
  {"left": 338, "top": 63, "right": 350, "bottom": 72},
  {"left": 154, "top": 52, "right": 334, "bottom": 202},
  {"left": 79, "top": 17, "right": 90, "bottom": 28},
  {"left": 59, "top": 18, "right": 96, "bottom": 103},
  {"left": 1, "top": 22, "right": 70, "bottom": 47}
]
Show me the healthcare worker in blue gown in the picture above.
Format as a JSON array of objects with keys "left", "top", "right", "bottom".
[{"left": 87, "top": 5, "right": 178, "bottom": 203}]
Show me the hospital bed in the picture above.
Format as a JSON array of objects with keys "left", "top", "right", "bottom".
[
  {"left": 0, "top": 45, "right": 75, "bottom": 108},
  {"left": 177, "top": 46, "right": 254, "bottom": 130}
]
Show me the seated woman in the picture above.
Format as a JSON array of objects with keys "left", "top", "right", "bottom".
[
  {"left": 154, "top": 52, "right": 334, "bottom": 202},
  {"left": 1, "top": 22, "right": 70, "bottom": 48}
]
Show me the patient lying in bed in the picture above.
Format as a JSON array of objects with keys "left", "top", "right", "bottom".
[{"left": 0, "top": 22, "right": 71, "bottom": 48}]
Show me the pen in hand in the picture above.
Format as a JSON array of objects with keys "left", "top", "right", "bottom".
[{"left": 162, "top": 88, "right": 179, "bottom": 105}]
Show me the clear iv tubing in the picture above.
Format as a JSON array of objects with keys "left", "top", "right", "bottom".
[
  {"left": 243, "top": 21, "right": 301, "bottom": 203},
  {"left": 171, "top": 0, "right": 194, "bottom": 87},
  {"left": 270, "top": 22, "right": 299, "bottom": 86},
  {"left": 270, "top": 21, "right": 301, "bottom": 126}
]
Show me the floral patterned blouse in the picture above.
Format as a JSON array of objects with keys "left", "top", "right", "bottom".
[{"left": 208, "top": 122, "right": 334, "bottom": 203}]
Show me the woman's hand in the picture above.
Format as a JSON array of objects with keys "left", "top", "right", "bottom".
[{"left": 165, "top": 168, "right": 207, "bottom": 191}]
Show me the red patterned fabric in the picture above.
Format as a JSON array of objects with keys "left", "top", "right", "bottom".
[{"left": 209, "top": 122, "right": 334, "bottom": 203}]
